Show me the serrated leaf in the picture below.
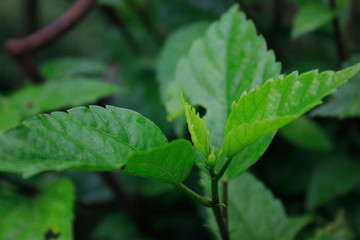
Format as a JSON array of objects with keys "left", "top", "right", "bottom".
[
  {"left": 279, "top": 116, "right": 333, "bottom": 151},
  {"left": 311, "top": 56, "right": 360, "bottom": 118},
  {"left": 307, "top": 157, "right": 360, "bottom": 211},
  {"left": 0, "top": 79, "right": 120, "bottom": 130},
  {"left": 166, "top": 5, "right": 281, "bottom": 150},
  {"left": 0, "top": 106, "right": 195, "bottom": 186},
  {"left": 208, "top": 172, "right": 290, "bottom": 240},
  {"left": 181, "top": 93, "right": 210, "bottom": 157},
  {"left": 0, "top": 179, "right": 75, "bottom": 240},
  {"left": 223, "top": 64, "right": 360, "bottom": 158},
  {"left": 292, "top": 1, "right": 337, "bottom": 38}
]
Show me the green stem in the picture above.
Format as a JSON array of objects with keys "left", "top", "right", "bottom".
[
  {"left": 215, "top": 157, "right": 233, "bottom": 180},
  {"left": 210, "top": 167, "right": 230, "bottom": 240},
  {"left": 177, "top": 183, "right": 213, "bottom": 207}
]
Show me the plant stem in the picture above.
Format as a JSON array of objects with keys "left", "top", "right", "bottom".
[
  {"left": 216, "top": 157, "right": 233, "bottom": 180},
  {"left": 222, "top": 180, "right": 229, "bottom": 230},
  {"left": 210, "top": 166, "right": 230, "bottom": 240},
  {"left": 177, "top": 183, "right": 213, "bottom": 207},
  {"left": 329, "top": 0, "right": 348, "bottom": 63}
]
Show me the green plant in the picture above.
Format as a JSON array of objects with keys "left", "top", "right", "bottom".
[{"left": 1, "top": 5, "right": 360, "bottom": 240}]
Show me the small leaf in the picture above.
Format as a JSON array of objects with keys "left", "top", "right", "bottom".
[
  {"left": 124, "top": 139, "right": 195, "bottom": 185},
  {"left": 0, "top": 179, "right": 75, "bottom": 240},
  {"left": 307, "top": 156, "right": 360, "bottom": 211},
  {"left": 181, "top": 93, "right": 210, "bottom": 157},
  {"left": 0, "top": 79, "right": 120, "bottom": 130},
  {"left": 223, "top": 64, "right": 360, "bottom": 158},
  {"left": 208, "top": 172, "right": 290, "bottom": 240},
  {"left": 292, "top": 1, "right": 337, "bottom": 38},
  {"left": 279, "top": 116, "right": 333, "bottom": 151}
]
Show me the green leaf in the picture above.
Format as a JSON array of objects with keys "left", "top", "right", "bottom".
[
  {"left": 40, "top": 58, "right": 107, "bottom": 80},
  {"left": 0, "top": 79, "right": 120, "bottom": 130},
  {"left": 306, "top": 156, "right": 360, "bottom": 211},
  {"left": 292, "top": 1, "right": 337, "bottom": 38},
  {"left": 157, "top": 21, "right": 210, "bottom": 103},
  {"left": 311, "top": 56, "right": 360, "bottom": 118},
  {"left": 166, "top": 5, "right": 280, "bottom": 178},
  {"left": 166, "top": 5, "right": 281, "bottom": 149},
  {"left": 0, "top": 106, "right": 195, "bottom": 186},
  {"left": 279, "top": 116, "right": 333, "bottom": 151},
  {"left": 223, "top": 64, "right": 360, "bottom": 158},
  {"left": 181, "top": 93, "right": 210, "bottom": 157},
  {"left": 208, "top": 172, "right": 290, "bottom": 240},
  {"left": 123, "top": 139, "right": 195, "bottom": 185},
  {"left": 0, "top": 179, "right": 75, "bottom": 240}
]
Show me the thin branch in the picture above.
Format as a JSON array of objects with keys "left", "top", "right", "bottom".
[
  {"left": 122, "top": 0, "right": 164, "bottom": 44},
  {"left": 100, "top": 5, "right": 141, "bottom": 54},
  {"left": 5, "top": 0, "right": 97, "bottom": 83},
  {"left": 6, "top": 0, "right": 96, "bottom": 55},
  {"left": 99, "top": 172, "right": 132, "bottom": 209},
  {"left": 25, "top": 0, "right": 39, "bottom": 34},
  {"left": 222, "top": 180, "right": 229, "bottom": 232},
  {"left": 329, "top": 0, "right": 348, "bottom": 63},
  {"left": 210, "top": 166, "right": 229, "bottom": 240},
  {"left": 0, "top": 174, "right": 39, "bottom": 196}
]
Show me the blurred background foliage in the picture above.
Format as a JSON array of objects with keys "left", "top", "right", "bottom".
[{"left": 0, "top": 0, "right": 360, "bottom": 239}]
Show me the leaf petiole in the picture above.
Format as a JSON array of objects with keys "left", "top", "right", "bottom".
[{"left": 177, "top": 183, "right": 213, "bottom": 207}]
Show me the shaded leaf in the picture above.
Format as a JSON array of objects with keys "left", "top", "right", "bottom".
[
  {"left": 309, "top": 211, "right": 354, "bottom": 240},
  {"left": 0, "top": 79, "right": 120, "bottom": 130},
  {"left": 279, "top": 116, "right": 333, "bottom": 151},
  {"left": 0, "top": 179, "right": 75, "bottom": 240},
  {"left": 157, "top": 21, "right": 210, "bottom": 102},
  {"left": 223, "top": 64, "right": 360, "bottom": 158},
  {"left": 181, "top": 93, "right": 210, "bottom": 157},
  {"left": 40, "top": 58, "right": 107, "bottom": 80},
  {"left": 292, "top": 1, "right": 337, "bottom": 38},
  {"left": 208, "top": 172, "right": 290, "bottom": 240},
  {"left": 288, "top": 214, "right": 315, "bottom": 240},
  {"left": 307, "top": 157, "right": 360, "bottom": 210}
]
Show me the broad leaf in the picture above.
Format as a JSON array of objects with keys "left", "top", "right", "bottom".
[
  {"left": 166, "top": 5, "right": 280, "bottom": 149},
  {"left": 279, "top": 116, "right": 332, "bottom": 151},
  {"left": 208, "top": 172, "right": 290, "bottom": 240},
  {"left": 0, "top": 79, "right": 120, "bottom": 130},
  {"left": 223, "top": 64, "right": 360, "bottom": 158},
  {"left": 292, "top": 1, "right": 337, "bottom": 38},
  {"left": 181, "top": 94, "right": 210, "bottom": 157},
  {"left": 0, "top": 179, "right": 75, "bottom": 240},
  {"left": 307, "top": 157, "right": 360, "bottom": 211},
  {"left": 0, "top": 106, "right": 195, "bottom": 185}
]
